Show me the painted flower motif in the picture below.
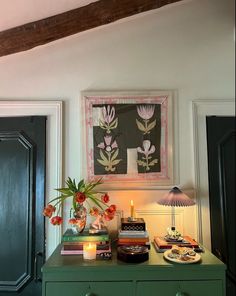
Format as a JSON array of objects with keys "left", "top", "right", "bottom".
[
  {"left": 97, "top": 136, "right": 121, "bottom": 172},
  {"left": 102, "top": 105, "right": 115, "bottom": 124},
  {"left": 97, "top": 135, "right": 118, "bottom": 152},
  {"left": 136, "top": 105, "right": 156, "bottom": 134},
  {"left": 137, "top": 140, "right": 155, "bottom": 157},
  {"left": 137, "top": 140, "right": 158, "bottom": 171},
  {"left": 99, "top": 105, "right": 118, "bottom": 133},
  {"left": 137, "top": 105, "right": 155, "bottom": 120}
]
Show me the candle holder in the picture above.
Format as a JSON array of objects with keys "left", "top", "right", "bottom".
[
  {"left": 127, "top": 216, "right": 137, "bottom": 222},
  {"left": 83, "top": 242, "right": 97, "bottom": 260},
  {"left": 121, "top": 218, "right": 146, "bottom": 231}
]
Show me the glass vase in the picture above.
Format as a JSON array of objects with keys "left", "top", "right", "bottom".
[{"left": 72, "top": 205, "right": 87, "bottom": 234}]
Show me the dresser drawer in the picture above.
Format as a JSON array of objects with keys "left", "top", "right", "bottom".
[
  {"left": 136, "top": 280, "right": 223, "bottom": 296},
  {"left": 46, "top": 281, "right": 134, "bottom": 296}
]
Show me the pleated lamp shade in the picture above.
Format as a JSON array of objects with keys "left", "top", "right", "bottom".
[{"left": 158, "top": 187, "right": 195, "bottom": 207}]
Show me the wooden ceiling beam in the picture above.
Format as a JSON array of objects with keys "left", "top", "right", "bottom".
[{"left": 0, "top": 0, "right": 182, "bottom": 57}]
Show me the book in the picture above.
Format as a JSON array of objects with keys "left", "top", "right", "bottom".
[
  {"left": 117, "top": 241, "right": 151, "bottom": 249},
  {"left": 152, "top": 241, "right": 169, "bottom": 253},
  {"left": 154, "top": 236, "right": 199, "bottom": 249},
  {"left": 60, "top": 246, "right": 111, "bottom": 255},
  {"left": 63, "top": 242, "right": 111, "bottom": 251},
  {"left": 62, "top": 240, "right": 109, "bottom": 246},
  {"left": 118, "top": 237, "right": 149, "bottom": 243},
  {"left": 62, "top": 228, "right": 109, "bottom": 242},
  {"left": 118, "top": 230, "right": 149, "bottom": 238}
]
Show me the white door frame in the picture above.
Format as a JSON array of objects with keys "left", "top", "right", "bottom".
[
  {"left": 0, "top": 100, "right": 62, "bottom": 257},
  {"left": 192, "top": 99, "right": 235, "bottom": 250}
]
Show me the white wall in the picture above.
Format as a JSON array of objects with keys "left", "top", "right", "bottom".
[{"left": 0, "top": 0, "right": 234, "bottom": 254}]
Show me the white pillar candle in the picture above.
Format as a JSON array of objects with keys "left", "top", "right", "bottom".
[{"left": 83, "top": 242, "right": 97, "bottom": 260}]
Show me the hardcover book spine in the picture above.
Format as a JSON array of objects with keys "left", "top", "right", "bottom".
[
  {"left": 62, "top": 235, "right": 109, "bottom": 242},
  {"left": 61, "top": 248, "right": 111, "bottom": 255},
  {"left": 118, "top": 237, "right": 149, "bottom": 243},
  {"left": 63, "top": 244, "right": 110, "bottom": 251},
  {"left": 117, "top": 242, "right": 151, "bottom": 250}
]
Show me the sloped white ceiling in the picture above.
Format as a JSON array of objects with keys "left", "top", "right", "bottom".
[{"left": 0, "top": 0, "right": 98, "bottom": 31}]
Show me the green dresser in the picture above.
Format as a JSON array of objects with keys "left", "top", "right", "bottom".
[{"left": 42, "top": 244, "right": 226, "bottom": 296}]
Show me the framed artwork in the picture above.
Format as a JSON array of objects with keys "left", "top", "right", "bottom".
[{"left": 82, "top": 91, "right": 177, "bottom": 189}]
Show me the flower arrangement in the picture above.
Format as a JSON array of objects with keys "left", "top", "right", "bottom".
[{"left": 43, "top": 177, "right": 116, "bottom": 230}]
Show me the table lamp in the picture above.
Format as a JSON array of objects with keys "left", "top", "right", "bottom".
[{"left": 157, "top": 187, "right": 195, "bottom": 238}]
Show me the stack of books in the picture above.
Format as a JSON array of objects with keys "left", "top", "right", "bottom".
[
  {"left": 61, "top": 228, "right": 111, "bottom": 255},
  {"left": 117, "top": 218, "right": 151, "bottom": 249},
  {"left": 153, "top": 235, "right": 199, "bottom": 253}
]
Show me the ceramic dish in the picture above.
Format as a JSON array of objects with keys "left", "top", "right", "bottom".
[{"left": 164, "top": 249, "right": 201, "bottom": 264}]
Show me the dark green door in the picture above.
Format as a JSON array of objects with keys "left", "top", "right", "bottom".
[
  {"left": 206, "top": 116, "right": 236, "bottom": 296},
  {"left": 0, "top": 116, "right": 46, "bottom": 296}
]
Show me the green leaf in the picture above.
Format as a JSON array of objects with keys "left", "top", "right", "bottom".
[
  {"left": 111, "top": 149, "right": 119, "bottom": 161},
  {"left": 48, "top": 193, "right": 72, "bottom": 203},
  {"left": 66, "top": 177, "right": 77, "bottom": 192},
  {"left": 77, "top": 179, "right": 84, "bottom": 190},
  {"left": 112, "top": 159, "right": 122, "bottom": 165},
  {"left": 55, "top": 188, "right": 71, "bottom": 194},
  {"left": 137, "top": 160, "right": 146, "bottom": 167},
  {"left": 99, "top": 119, "right": 107, "bottom": 129},
  {"left": 87, "top": 194, "right": 104, "bottom": 210},
  {"left": 72, "top": 195, "right": 77, "bottom": 211},
  {"left": 136, "top": 119, "right": 146, "bottom": 132},
  {"left": 85, "top": 178, "right": 102, "bottom": 192},
  {"left": 97, "top": 159, "right": 109, "bottom": 166},
  {"left": 99, "top": 149, "right": 109, "bottom": 162},
  {"left": 110, "top": 118, "right": 118, "bottom": 129},
  {"left": 149, "top": 159, "right": 158, "bottom": 166},
  {"left": 146, "top": 119, "right": 156, "bottom": 132}
]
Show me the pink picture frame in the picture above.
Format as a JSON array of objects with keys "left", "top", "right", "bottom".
[{"left": 82, "top": 91, "right": 177, "bottom": 189}]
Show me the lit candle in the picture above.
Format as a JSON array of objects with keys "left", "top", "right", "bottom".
[
  {"left": 130, "top": 200, "right": 134, "bottom": 219},
  {"left": 83, "top": 242, "right": 96, "bottom": 260}
]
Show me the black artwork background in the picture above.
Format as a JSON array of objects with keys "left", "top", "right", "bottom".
[{"left": 93, "top": 103, "right": 161, "bottom": 175}]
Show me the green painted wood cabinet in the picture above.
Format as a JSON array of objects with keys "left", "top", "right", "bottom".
[{"left": 42, "top": 244, "right": 226, "bottom": 296}]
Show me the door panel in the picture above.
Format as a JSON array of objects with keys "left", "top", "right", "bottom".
[
  {"left": 0, "top": 131, "right": 34, "bottom": 291},
  {"left": 206, "top": 116, "right": 236, "bottom": 296},
  {"left": 0, "top": 117, "right": 46, "bottom": 296}
]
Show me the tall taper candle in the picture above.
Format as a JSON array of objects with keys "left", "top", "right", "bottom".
[{"left": 130, "top": 200, "right": 134, "bottom": 218}]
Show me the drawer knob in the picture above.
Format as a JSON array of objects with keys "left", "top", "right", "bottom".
[
  {"left": 85, "top": 293, "right": 94, "bottom": 296},
  {"left": 176, "top": 292, "right": 187, "bottom": 296}
]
